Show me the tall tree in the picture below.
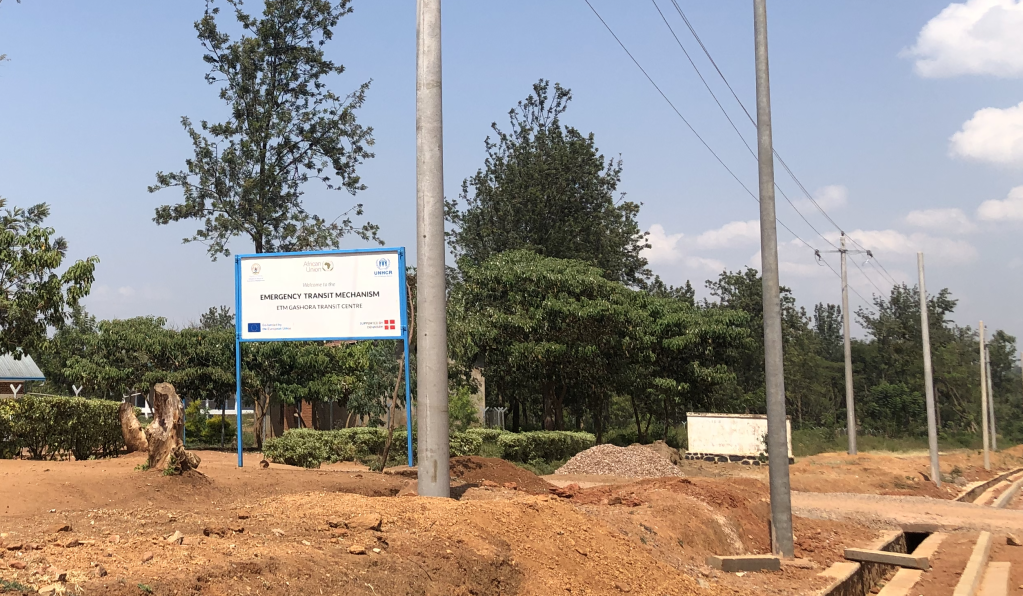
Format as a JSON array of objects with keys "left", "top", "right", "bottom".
[
  {"left": 0, "top": 199, "right": 98, "bottom": 357},
  {"left": 446, "top": 80, "right": 650, "bottom": 286},
  {"left": 150, "top": 0, "right": 379, "bottom": 257}
]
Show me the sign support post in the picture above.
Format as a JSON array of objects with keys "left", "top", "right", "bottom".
[{"left": 233, "top": 247, "right": 412, "bottom": 468}]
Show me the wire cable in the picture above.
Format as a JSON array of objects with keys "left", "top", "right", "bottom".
[
  {"left": 651, "top": 0, "right": 839, "bottom": 251},
  {"left": 583, "top": 0, "right": 875, "bottom": 307},
  {"left": 668, "top": 0, "right": 900, "bottom": 288}
]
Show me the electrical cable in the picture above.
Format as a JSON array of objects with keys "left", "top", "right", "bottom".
[
  {"left": 668, "top": 0, "right": 901, "bottom": 288},
  {"left": 583, "top": 0, "right": 876, "bottom": 308},
  {"left": 651, "top": 0, "right": 839, "bottom": 251}
]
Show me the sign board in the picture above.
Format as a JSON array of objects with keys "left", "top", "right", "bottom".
[
  {"left": 237, "top": 249, "right": 405, "bottom": 342},
  {"left": 686, "top": 413, "right": 792, "bottom": 459},
  {"left": 233, "top": 248, "right": 412, "bottom": 469}
]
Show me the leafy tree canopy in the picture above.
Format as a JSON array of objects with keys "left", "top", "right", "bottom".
[
  {"left": 0, "top": 199, "right": 98, "bottom": 357},
  {"left": 446, "top": 80, "right": 649, "bottom": 286},
  {"left": 150, "top": 0, "right": 379, "bottom": 257}
]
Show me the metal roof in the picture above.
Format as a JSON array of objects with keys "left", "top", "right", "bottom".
[{"left": 0, "top": 353, "right": 45, "bottom": 381}]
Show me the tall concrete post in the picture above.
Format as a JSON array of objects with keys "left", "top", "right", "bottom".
[
  {"left": 415, "top": 0, "right": 450, "bottom": 498},
  {"left": 917, "top": 253, "right": 940, "bottom": 487},
  {"left": 986, "top": 346, "right": 997, "bottom": 451},
  {"left": 753, "top": 0, "right": 793, "bottom": 559},
  {"left": 840, "top": 234, "right": 856, "bottom": 455},
  {"left": 979, "top": 321, "right": 990, "bottom": 471}
]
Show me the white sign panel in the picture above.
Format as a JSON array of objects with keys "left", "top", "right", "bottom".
[
  {"left": 686, "top": 413, "right": 793, "bottom": 458},
  {"left": 239, "top": 250, "right": 402, "bottom": 341}
]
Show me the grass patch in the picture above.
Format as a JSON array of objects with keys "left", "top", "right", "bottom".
[
  {"left": 1, "top": 579, "right": 32, "bottom": 593},
  {"left": 792, "top": 428, "right": 991, "bottom": 457}
]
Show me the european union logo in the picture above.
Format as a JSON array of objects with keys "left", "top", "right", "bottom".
[{"left": 248, "top": 323, "right": 261, "bottom": 333}]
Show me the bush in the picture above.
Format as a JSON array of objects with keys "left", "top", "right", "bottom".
[
  {"left": 263, "top": 427, "right": 484, "bottom": 469},
  {"left": 184, "top": 400, "right": 236, "bottom": 445},
  {"left": 463, "top": 428, "right": 509, "bottom": 443},
  {"left": 497, "top": 431, "right": 595, "bottom": 463},
  {"left": 0, "top": 395, "right": 125, "bottom": 460}
]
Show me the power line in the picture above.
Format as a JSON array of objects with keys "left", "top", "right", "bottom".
[
  {"left": 667, "top": 0, "right": 900, "bottom": 290},
  {"left": 650, "top": 0, "right": 839, "bottom": 252},
  {"left": 582, "top": 0, "right": 875, "bottom": 308}
]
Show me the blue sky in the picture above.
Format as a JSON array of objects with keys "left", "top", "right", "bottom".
[{"left": 1, "top": 0, "right": 1022, "bottom": 340}]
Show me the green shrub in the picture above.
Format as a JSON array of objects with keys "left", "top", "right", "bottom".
[
  {"left": 263, "top": 429, "right": 330, "bottom": 468},
  {"left": 264, "top": 427, "right": 484, "bottom": 469},
  {"left": 463, "top": 428, "right": 509, "bottom": 443},
  {"left": 497, "top": 431, "right": 595, "bottom": 463},
  {"left": 0, "top": 395, "right": 125, "bottom": 460},
  {"left": 184, "top": 400, "right": 236, "bottom": 445}
]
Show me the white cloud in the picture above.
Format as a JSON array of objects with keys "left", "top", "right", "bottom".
[
  {"left": 905, "top": 207, "right": 976, "bottom": 234},
  {"left": 694, "top": 220, "right": 760, "bottom": 249},
  {"left": 976, "top": 185, "right": 1023, "bottom": 221},
  {"left": 644, "top": 224, "right": 684, "bottom": 264},
  {"left": 642, "top": 224, "right": 734, "bottom": 273},
  {"left": 828, "top": 229, "right": 978, "bottom": 264},
  {"left": 797, "top": 185, "right": 848, "bottom": 212},
  {"left": 949, "top": 102, "right": 1023, "bottom": 165},
  {"left": 905, "top": 0, "right": 1023, "bottom": 78}
]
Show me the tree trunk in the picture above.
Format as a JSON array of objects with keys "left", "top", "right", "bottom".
[
  {"left": 542, "top": 382, "right": 555, "bottom": 431},
  {"left": 119, "top": 402, "right": 148, "bottom": 454},
  {"left": 630, "top": 394, "right": 645, "bottom": 443},
  {"left": 511, "top": 396, "right": 520, "bottom": 432},
  {"left": 554, "top": 383, "right": 566, "bottom": 431},
  {"left": 145, "top": 383, "right": 195, "bottom": 472},
  {"left": 379, "top": 350, "right": 407, "bottom": 471}
]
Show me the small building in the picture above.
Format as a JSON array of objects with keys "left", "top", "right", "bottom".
[{"left": 0, "top": 353, "right": 45, "bottom": 397}]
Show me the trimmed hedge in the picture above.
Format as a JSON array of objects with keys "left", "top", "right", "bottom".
[
  {"left": 0, "top": 395, "right": 125, "bottom": 460},
  {"left": 496, "top": 431, "right": 596, "bottom": 463},
  {"left": 262, "top": 427, "right": 484, "bottom": 469}
]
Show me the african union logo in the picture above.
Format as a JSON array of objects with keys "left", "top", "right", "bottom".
[
  {"left": 374, "top": 256, "right": 393, "bottom": 277},
  {"left": 323, "top": 261, "right": 333, "bottom": 271},
  {"left": 250, "top": 263, "right": 261, "bottom": 275}
]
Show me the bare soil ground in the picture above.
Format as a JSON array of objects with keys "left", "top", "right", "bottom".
[
  {"left": 0, "top": 451, "right": 900, "bottom": 596},
  {"left": 4, "top": 447, "right": 1020, "bottom": 595}
]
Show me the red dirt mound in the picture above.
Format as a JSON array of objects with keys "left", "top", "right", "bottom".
[{"left": 449, "top": 456, "right": 552, "bottom": 494}]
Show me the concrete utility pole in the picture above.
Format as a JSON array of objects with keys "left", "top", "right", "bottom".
[
  {"left": 986, "top": 346, "right": 997, "bottom": 451},
  {"left": 415, "top": 0, "right": 450, "bottom": 498},
  {"left": 979, "top": 321, "right": 990, "bottom": 471},
  {"left": 840, "top": 234, "right": 856, "bottom": 455},
  {"left": 917, "top": 253, "right": 940, "bottom": 487},
  {"left": 752, "top": 0, "right": 793, "bottom": 559}
]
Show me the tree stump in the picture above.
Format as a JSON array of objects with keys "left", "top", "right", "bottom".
[
  {"left": 144, "top": 383, "right": 199, "bottom": 472},
  {"left": 119, "top": 402, "right": 148, "bottom": 453}
]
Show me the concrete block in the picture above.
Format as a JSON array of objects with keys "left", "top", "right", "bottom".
[
  {"left": 978, "top": 562, "right": 1010, "bottom": 596},
  {"left": 876, "top": 569, "right": 924, "bottom": 596},
  {"left": 705, "top": 554, "right": 781, "bottom": 572},
  {"left": 843, "top": 548, "right": 929, "bottom": 570},
  {"left": 953, "top": 532, "right": 993, "bottom": 596}
]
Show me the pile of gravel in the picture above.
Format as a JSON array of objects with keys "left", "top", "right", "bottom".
[{"left": 554, "top": 444, "right": 684, "bottom": 478}]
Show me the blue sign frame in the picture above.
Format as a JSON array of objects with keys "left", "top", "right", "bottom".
[{"left": 233, "top": 247, "right": 413, "bottom": 468}]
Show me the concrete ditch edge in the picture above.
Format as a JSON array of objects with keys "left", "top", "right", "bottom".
[
  {"left": 952, "top": 531, "right": 993, "bottom": 596},
  {"left": 817, "top": 531, "right": 906, "bottom": 596}
]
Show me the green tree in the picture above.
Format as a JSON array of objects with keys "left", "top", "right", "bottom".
[
  {"left": 445, "top": 80, "right": 649, "bottom": 286},
  {"left": 449, "top": 250, "right": 648, "bottom": 440},
  {"left": 199, "top": 305, "right": 234, "bottom": 330},
  {"left": 149, "top": 0, "right": 379, "bottom": 257},
  {"left": 0, "top": 199, "right": 98, "bottom": 357}
]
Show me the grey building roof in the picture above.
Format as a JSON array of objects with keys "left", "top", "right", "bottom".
[{"left": 0, "top": 353, "right": 45, "bottom": 381}]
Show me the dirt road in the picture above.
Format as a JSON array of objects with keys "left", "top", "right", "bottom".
[{"left": 793, "top": 490, "right": 1023, "bottom": 532}]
